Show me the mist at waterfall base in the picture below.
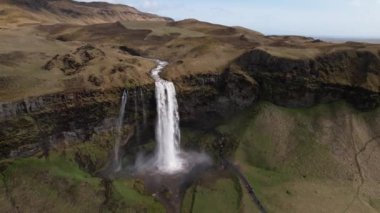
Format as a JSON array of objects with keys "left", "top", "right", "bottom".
[{"left": 134, "top": 60, "right": 212, "bottom": 175}]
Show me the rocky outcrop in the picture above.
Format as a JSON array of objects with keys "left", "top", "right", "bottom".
[
  {"left": 2, "top": 44, "right": 380, "bottom": 160},
  {"left": 177, "top": 70, "right": 259, "bottom": 127},
  {"left": 0, "top": 65, "right": 259, "bottom": 159},
  {"left": 2, "top": 45, "right": 380, "bottom": 160},
  {"left": 0, "top": 89, "right": 117, "bottom": 121},
  {"left": 0, "top": 87, "right": 157, "bottom": 159},
  {"left": 5, "top": 45, "right": 380, "bottom": 159},
  {"left": 234, "top": 48, "right": 380, "bottom": 110},
  {"left": 10, "top": 0, "right": 50, "bottom": 11},
  {"left": 118, "top": 46, "right": 142, "bottom": 56},
  {"left": 44, "top": 44, "right": 105, "bottom": 75}
]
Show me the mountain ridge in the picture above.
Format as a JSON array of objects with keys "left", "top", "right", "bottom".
[{"left": 0, "top": 0, "right": 173, "bottom": 26}]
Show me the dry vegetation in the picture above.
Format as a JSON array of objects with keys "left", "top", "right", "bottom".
[
  {"left": 0, "top": 25, "right": 157, "bottom": 102},
  {"left": 0, "top": 0, "right": 171, "bottom": 27}
]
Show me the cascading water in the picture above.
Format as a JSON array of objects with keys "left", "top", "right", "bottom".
[
  {"left": 135, "top": 60, "right": 210, "bottom": 176},
  {"left": 113, "top": 90, "right": 128, "bottom": 172},
  {"left": 151, "top": 60, "right": 184, "bottom": 173},
  {"left": 130, "top": 60, "right": 211, "bottom": 212}
]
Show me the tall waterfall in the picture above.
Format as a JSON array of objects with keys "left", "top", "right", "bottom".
[
  {"left": 114, "top": 90, "right": 128, "bottom": 171},
  {"left": 151, "top": 60, "right": 183, "bottom": 173}
]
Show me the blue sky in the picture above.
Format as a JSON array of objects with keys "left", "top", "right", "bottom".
[{"left": 80, "top": 0, "right": 380, "bottom": 38}]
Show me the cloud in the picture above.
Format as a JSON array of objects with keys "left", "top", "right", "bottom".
[{"left": 141, "top": 0, "right": 160, "bottom": 11}]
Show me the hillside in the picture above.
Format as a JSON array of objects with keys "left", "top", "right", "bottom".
[
  {"left": 0, "top": 0, "right": 380, "bottom": 212},
  {"left": 0, "top": 0, "right": 172, "bottom": 26}
]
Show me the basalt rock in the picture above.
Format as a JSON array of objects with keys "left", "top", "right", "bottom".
[
  {"left": 0, "top": 87, "right": 156, "bottom": 159},
  {"left": 177, "top": 70, "right": 259, "bottom": 128},
  {"left": 234, "top": 48, "right": 380, "bottom": 110},
  {"left": 2, "top": 46, "right": 380, "bottom": 160},
  {"left": 0, "top": 66, "right": 259, "bottom": 159},
  {"left": 88, "top": 74, "right": 105, "bottom": 86}
]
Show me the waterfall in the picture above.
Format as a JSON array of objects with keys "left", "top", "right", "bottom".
[
  {"left": 151, "top": 60, "right": 183, "bottom": 173},
  {"left": 133, "top": 60, "right": 211, "bottom": 175},
  {"left": 114, "top": 90, "right": 128, "bottom": 172}
]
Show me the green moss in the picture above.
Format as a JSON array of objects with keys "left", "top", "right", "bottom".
[
  {"left": 181, "top": 127, "right": 239, "bottom": 162},
  {"left": 0, "top": 152, "right": 166, "bottom": 212},
  {"left": 181, "top": 185, "right": 197, "bottom": 213},
  {"left": 0, "top": 115, "right": 40, "bottom": 156},
  {"left": 112, "top": 180, "right": 164, "bottom": 212},
  {"left": 238, "top": 131, "right": 275, "bottom": 170},
  {"left": 181, "top": 128, "right": 216, "bottom": 152},
  {"left": 218, "top": 105, "right": 275, "bottom": 169},
  {"left": 243, "top": 166, "right": 290, "bottom": 193},
  {"left": 2, "top": 156, "right": 98, "bottom": 185},
  {"left": 278, "top": 101, "right": 349, "bottom": 118},
  {"left": 281, "top": 138, "right": 342, "bottom": 178},
  {"left": 0, "top": 155, "right": 104, "bottom": 213},
  {"left": 187, "top": 178, "right": 241, "bottom": 213},
  {"left": 76, "top": 142, "right": 109, "bottom": 162}
]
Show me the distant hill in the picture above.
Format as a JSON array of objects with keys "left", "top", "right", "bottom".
[
  {"left": 317, "top": 37, "right": 380, "bottom": 44},
  {"left": 0, "top": 0, "right": 173, "bottom": 26}
]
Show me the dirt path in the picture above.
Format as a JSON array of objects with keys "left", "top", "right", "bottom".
[{"left": 223, "top": 159, "right": 267, "bottom": 213}]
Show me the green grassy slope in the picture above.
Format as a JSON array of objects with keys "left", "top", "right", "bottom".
[
  {"left": 0, "top": 139, "right": 165, "bottom": 212},
  {"left": 216, "top": 102, "right": 380, "bottom": 213}
]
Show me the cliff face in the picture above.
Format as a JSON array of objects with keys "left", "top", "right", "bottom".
[
  {"left": 177, "top": 71, "right": 258, "bottom": 127},
  {"left": 234, "top": 48, "right": 380, "bottom": 110},
  {"left": 6, "top": 44, "right": 380, "bottom": 158},
  {"left": 0, "top": 88, "right": 122, "bottom": 158},
  {"left": 0, "top": 65, "right": 259, "bottom": 159}
]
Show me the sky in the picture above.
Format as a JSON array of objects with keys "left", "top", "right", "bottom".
[{"left": 79, "top": 0, "right": 380, "bottom": 38}]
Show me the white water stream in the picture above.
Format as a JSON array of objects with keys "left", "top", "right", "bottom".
[
  {"left": 114, "top": 60, "right": 209, "bottom": 175},
  {"left": 114, "top": 90, "right": 127, "bottom": 172},
  {"left": 151, "top": 60, "right": 184, "bottom": 173}
]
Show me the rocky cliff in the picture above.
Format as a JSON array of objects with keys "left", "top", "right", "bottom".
[
  {"left": 234, "top": 47, "right": 380, "bottom": 110},
  {"left": 1, "top": 22, "right": 380, "bottom": 162},
  {"left": 0, "top": 65, "right": 259, "bottom": 159}
]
